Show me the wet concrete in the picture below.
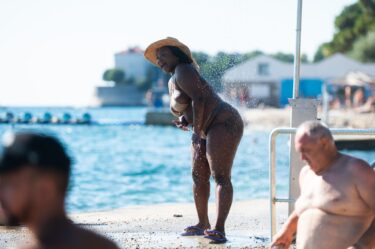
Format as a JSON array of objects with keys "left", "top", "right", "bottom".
[{"left": 0, "top": 200, "right": 290, "bottom": 249}]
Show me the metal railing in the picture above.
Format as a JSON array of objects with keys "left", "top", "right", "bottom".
[{"left": 269, "top": 127, "right": 375, "bottom": 240}]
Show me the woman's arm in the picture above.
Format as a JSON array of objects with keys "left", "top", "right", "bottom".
[{"left": 174, "top": 64, "right": 206, "bottom": 137}]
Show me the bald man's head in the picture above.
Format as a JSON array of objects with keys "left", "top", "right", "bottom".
[
  {"left": 295, "top": 121, "right": 338, "bottom": 173},
  {"left": 296, "top": 121, "right": 334, "bottom": 142}
]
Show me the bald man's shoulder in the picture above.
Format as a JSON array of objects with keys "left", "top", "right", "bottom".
[{"left": 344, "top": 155, "right": 372, "bottom": 173}]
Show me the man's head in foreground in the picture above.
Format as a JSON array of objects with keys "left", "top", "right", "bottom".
[
  {"left": 0, "top": 131, "right": 71, "bottom": 227},
  {"left": 295, "top": 121, "right": 338, "bottom": 174}
]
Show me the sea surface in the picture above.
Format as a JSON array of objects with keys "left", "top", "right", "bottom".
[{"left": 0, "top": 107, "right": 374, "bottom": 212}]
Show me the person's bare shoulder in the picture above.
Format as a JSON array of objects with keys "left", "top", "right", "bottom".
[
  {"left": 175, "top": 63, "right": 195, "bottom": 76},
  {"left": 346, "top": 156, "right": 374, "bottom": 178},
  {"left": 346, "top": 156, "right": 375, "bottom": 210},
  {"left": 174, "top": 64, "right": 200, "bottom": 86},
  {"left": 174, "top": 64, "right": 201, "bottom": 98}
]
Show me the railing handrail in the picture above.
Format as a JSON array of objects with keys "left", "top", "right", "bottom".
[{"left": 269, "top": 127, "right": 375, "bottom": 240}]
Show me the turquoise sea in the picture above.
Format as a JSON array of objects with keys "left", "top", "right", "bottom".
[{"left": 0, "top": 107, "right": 374, "bottom": 212}]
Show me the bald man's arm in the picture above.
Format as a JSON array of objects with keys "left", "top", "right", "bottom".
[
  {"left": 350, "top": 219, "right": 375, "bottom": 249},
  {"left": 270, "top": 166, "right": 310, "bottom": 249},
  {"left": 353, "top": 160, "right": 375, "bottom": 211},
  {"left": 350, "top": 161, "right": 375, "bottom": 249}
]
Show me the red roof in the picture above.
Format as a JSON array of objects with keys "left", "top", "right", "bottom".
[{"left": 116, "top": 46, "right": 144, "bottom": 55}]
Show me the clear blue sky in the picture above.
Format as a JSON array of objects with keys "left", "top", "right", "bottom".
[{"left": 0, "top": 0, "right": 356, "bottom": 106}]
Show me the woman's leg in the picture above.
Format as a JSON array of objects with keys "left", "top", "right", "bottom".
[
  {"left": 191, "top": 138, "right": 211, "bottom": 229},
  {"left": 206, "top": 116, "right": 243, "bottom": 233}
]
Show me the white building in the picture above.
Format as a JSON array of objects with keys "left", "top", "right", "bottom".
[
  {"left": 222, "top": 53, "right": 375, "bottom": 107},
  {"left": 95, "top": 47, "right": 167, "bottom": 106},
  {"left": 114, "top": 47, "right": 150, "bottom": 81},
  {"left": 95, "top": 47, "right": 150, "bottom": 106}
]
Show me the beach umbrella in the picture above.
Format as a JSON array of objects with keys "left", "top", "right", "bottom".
[{"left": 330, "top": 71, "right": 375, "bottom": 87}]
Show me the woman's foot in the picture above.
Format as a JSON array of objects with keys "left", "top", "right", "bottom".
[
  {"left": 204, "top": 229, "right": 227, "bottom": 244},
  {"left": 181, "top": 223, "right": 210, "bottom": 236}
]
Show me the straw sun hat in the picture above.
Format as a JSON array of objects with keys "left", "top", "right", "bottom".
[{"left": 144, "top": 37, "right": 198, "bottom": 69}]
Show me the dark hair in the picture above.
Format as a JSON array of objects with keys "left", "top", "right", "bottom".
[
  {"left": 0, "top": 131, "right": 72, "bottom": 195},
  {"left": 165, "top": 46, "right": 193, "bottom": 64}
]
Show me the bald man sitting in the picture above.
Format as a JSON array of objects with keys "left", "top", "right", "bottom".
[{"left": 271, "top": 121, "right": 375, "bottom": 249}]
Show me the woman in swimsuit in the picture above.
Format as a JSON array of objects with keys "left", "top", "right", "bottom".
[{"left": 144, "top": 37, "right": 244, "bottom": 243}]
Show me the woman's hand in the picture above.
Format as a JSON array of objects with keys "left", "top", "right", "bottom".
[{"left": 173, "top": 116, "right": 190, "bottom": 131}]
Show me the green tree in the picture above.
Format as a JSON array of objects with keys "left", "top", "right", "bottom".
[
  {"left": 242, "top": 50, "right": 264, "bottom": 61},
  {"left": 135, "top": 64, "right": 164, "bottom": 91},
  {"left": 332, "top": 3, "right": 364, "bottom": 52},
  {"left": 272, "top": 52, "right": 294, "bottom": 63},
  {"left": 314, "top": 0, "right": 375, "bottom": 62},
  {"left": 190, "top": 50, "right": 310, "bottom": 92},
  {"left": 102, "top": 69, "right": 125, "bottom": 85},
  {"left": 349, "top": 31, "right": 375, "bottom": 61},
  {"left": 192, "top": 51, "right": 210, "bottom": 65},
  {"left": 271, "top": 52, "right": 309, "bottom": 63},
  {"left": 314, "top": 43, "right": 334, "bottom": 62},
  {"left": 301, "top": 54, "right": 309, "bottom": 63},
  {"left": 360, "top": 0, "right": 375, "bottom": 16},
  {"left": 199, "top": 52, "right": 245, "bottom": 91}
]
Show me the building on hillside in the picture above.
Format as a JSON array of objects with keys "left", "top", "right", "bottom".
[
  {"left": 221, "top": 53, "right": 375, "bottom": 107},
  {"left": 114, "top": 47, "right": 150, "bottom": 82},
  {"left": 95, "top": 47, "right": 167, "bottom": 106}
]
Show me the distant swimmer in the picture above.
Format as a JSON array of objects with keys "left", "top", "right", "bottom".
[
  {"left": 271, "top": 121, "right": 375, "bottom": 249},
  {"left": 145, "top": 37, "right": 244, "bottom": 243},
  {"left": 0, "top": 132, "right": 119, "bottom": 249}
]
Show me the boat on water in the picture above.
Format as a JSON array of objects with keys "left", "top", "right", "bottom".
[{"left": 0, "top": 112, "right": 93, "bottom": 125}]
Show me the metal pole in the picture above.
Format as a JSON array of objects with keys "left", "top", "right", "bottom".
[
  {"left": 293, "top": 0, "right": 303, "bottom": 98},
  {"left": 269, "top": 130, "right": 277, "bottom": 240},
  {"left": 322, "top": 80, "right": 330, "bottom": 124},
  {"left": 288, "top": 0, "right": 308, "bottom": 216}
]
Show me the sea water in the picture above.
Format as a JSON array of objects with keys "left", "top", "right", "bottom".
[{"left": 0, "top": 107, "right": 374, "bottom": 212}]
